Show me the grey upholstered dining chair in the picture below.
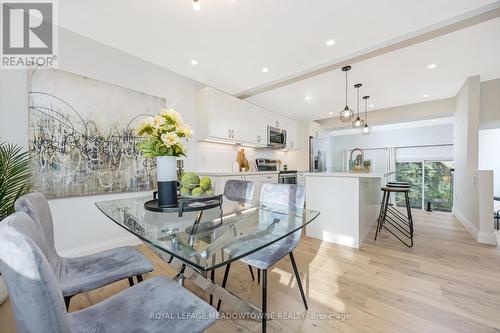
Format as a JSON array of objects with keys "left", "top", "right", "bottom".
[
  {"left": 207, "top": 179, "right": 255, "bottom": 305},
  {"left": 0, "top": 212, "right": 218, "bottom": 333},
  {"left": 218, "top": 183, "right": 307, "bottom": 332},
  {"left": 15, "top": 192, "right": 154, "bottom": 309},
  {"left": 223, "top": 179, "right": 255, "bottom": 205}
]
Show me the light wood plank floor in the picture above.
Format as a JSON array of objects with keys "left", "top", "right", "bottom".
[{"left": 1, "top": 210, "right": 500, "bottom": 332}]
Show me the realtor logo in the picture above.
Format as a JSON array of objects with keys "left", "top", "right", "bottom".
[{"left": 1, "top": 0, "right": 57, "bottom": 68}]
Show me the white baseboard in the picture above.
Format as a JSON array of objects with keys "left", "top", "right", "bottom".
[
  {"left": 478, "top": 231, "right": 498, "bottom": 245},
  {"left": 453, "top": 209, "right": 497, "bottom": 245},
  {"left": 58, "top": 235, "right": 142, "bottom": 257}
]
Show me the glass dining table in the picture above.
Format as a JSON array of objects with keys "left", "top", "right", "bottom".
[{"left": 95, "top": 194, "right": 320, "bottom": 322}]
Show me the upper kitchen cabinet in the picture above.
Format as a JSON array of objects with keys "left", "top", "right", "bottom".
[{"left": 195, "top": 87, "right": 298, "bottom": 149}]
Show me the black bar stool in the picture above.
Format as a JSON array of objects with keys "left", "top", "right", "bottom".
[{"left": 374, "top": 184, "right": 414, "bottom": 247}]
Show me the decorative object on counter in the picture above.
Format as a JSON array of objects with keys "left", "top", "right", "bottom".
[
  {"left": 361, "top": 95, "right": 372, "bottom": 135},
  {"left": 0, "top": 141, "right": 32, "bottom": 304},
  {"left": 180, "top": 172, "right": 215, "bottom": 198},
  {"left": 352, "top": 83, "right": 365, "bottom": 129},
  {"left": 136, "top": 109, "right": 193, "bottom": 207},
  {"left": 236, "top": 148, "right": 249, "bottom": 171},
  {"left": 339, "top": 65, "right": 355, "bottom": 122},
  {"left": 362, "top": 160, "right": 372, "bottom": 173},
  {"left": 283, "top": 164, "right": 288, "bottom": 171},
  {"left": 349, "top": 148, "right": 365, "bottom": 173}
]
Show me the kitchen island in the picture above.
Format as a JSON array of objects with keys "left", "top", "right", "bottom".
[{"left": 304, "top": 172, "right": 392, "bottom": 248}]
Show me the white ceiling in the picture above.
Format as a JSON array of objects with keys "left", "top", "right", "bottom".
[
  {"left": 247, "top": 17, "right": 500, "bottom": 120},
  {"left": 58, "top": 0, "right": 496, "bottom": 95},
  {"left": 329, "top": 117, "right": 454, "bottom": 136}
]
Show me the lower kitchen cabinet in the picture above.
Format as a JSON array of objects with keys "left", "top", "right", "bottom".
[{"left": 205, "top": 173, "right": 278, "bottom": 205}]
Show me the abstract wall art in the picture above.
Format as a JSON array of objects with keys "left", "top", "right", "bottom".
[{"left": 28, "top": 68, "right": 166, "bottom": 198}]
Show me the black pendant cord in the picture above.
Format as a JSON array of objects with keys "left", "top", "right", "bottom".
[
  {"left": 345, "top": 70, "right": 348, "bottom": 106},
  {"left": 364, "top": 98, "right": 368, "bottom": 122},
  {"left": 356, "top": 87, "right": 360, "bottom": 117}
]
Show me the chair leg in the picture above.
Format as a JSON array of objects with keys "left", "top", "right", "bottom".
[
  {"left": 216, "top": 263, "right": 231, "bottom": 311},
  {"left": 262, "top": 269, "right": 267, "bottom": 333},
  {"left": 209, "top": 268, "right": 215, "bottom": 305},
  {"left": 136, "top": 274, "right": 143, "bottom": 283},
  {"left": 128, "top": 277, "right": 134, "bottom": 287},
  {"left": 289, "top": 252, "right": 308, "bottom": 310},
  {"left": 375, "top": 191, "right": 387, "bottom": 240},
  {"left": 64, "top": 296, "right": 72, "bottom": 311},
  {"left": 248, "top": 265, "right": 255, "bottom": 281},
  {"left": 257, "top": 268, "right": 260, "bottom": 284}
]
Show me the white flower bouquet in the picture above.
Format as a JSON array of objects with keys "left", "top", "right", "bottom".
[{"left": 135, "top": 109, "right": 193, "bottom": 157}]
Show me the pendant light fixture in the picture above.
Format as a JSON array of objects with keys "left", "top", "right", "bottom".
[
  {"left": 192, "top": 0, "right": 201, "bottom": 11},
  {"left": 352, "top": 83, "right": 364, "bottom": 129},
  {"left": 362, "top": 95, "right": 372, "bottom": 135},
  {"left": 339, "top": 66, "right": 355, "bottom": 122}
]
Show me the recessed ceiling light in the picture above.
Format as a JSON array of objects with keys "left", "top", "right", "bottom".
[
  {"left": 328, "top": 111, "right": 333, "bottom": 115},
  {"left": 369, "top": 104, "right": 374, "bottom": 108},
  {"left": 304, "top": 96, "right": 311, "bottom": 102},
  {"left": 190, "top": 59, "right": 198, "bottom": 66},
  {"left": 432, "top": 119, "right": 437, "bottom": 122},
  {"left": 422, "top": 94, "right": 429, "bottom": 98},
  {"left": 325, "top": 39, "right": 336, "bottom": 46},
  {"left": 427, "top": 63, "right": 437, "bottom": 69},
  {"left": 261, "top": 67, "right": 269, "bottom": 73}
]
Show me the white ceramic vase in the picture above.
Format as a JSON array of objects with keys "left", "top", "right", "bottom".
[{"left": 156, "top": 156, "right": 178, "bottom": 206}]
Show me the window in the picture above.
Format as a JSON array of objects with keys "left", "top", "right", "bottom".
[
  {"left": 395, "top": 162, "right": 423, "bottom": 209},
  {"left": 395, "top": 160, "right": 454, "bottom": 212}
]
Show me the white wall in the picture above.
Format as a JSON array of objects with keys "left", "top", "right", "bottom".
[
  {"left": 479, "top": 128, "right": 500, "bottom": 197},
  {"left": 453, "top": 76, "right": 496, "bottom": 245},
  {"left": 0, "top": 28, "right": 300, "bottom": 254},
  {"left": 331, "top": 124, "right": 454, "bottom": 172},
  {"left": 453, "top": 76, "right": 480, "bottom": 230},
  {"left": 480, "top": 78, "right": 500, "bottom": 129}
]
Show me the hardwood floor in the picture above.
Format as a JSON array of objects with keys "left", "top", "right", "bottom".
[{"left": 1, "top": 210, "right": 500, "bottom": 332}]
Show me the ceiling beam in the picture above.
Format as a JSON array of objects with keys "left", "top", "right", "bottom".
[{"left": 235, "top": 2, "right": 500, "bottom": 99}]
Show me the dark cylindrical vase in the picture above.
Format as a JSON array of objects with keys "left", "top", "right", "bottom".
[{"left": 156, "top": 156, "right": 178, "bottom": 207}]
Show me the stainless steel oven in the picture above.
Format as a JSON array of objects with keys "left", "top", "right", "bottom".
[
  {"left": 267, "top": 126, "right": 287, "bottom": 148},
  {"left": 279, "top": 171, "right": 297, "bottom": 184}
]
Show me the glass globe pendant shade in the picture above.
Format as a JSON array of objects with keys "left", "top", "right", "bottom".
[
  {"left": 339, "top": 105, "right": 354, "bottom": 122},
  {"left": 361, "top": 124, "right": 371, "bottom": 135},
  {"left": 352, "top": 116, "right": 364, "bottom": 129}
]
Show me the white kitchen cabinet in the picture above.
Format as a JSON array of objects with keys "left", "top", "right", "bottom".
[
  {"left": 195, "top": 87, "right": 266, "bottom": 146},
  {"left": 242, "top": 174, "right": 279, "bottom": 204},
  {"left": 195, "top": 87, "right": 298, "bottom": 149},
  {"left": 297, "top": 172, "right": 307, "bottom": 187},
  {"left": 204, "top": 173, "right": 279, "bottom": 205}
]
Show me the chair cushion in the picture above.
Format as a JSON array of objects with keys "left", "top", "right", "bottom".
[
  {"left": 238, "top": 231, "right": 300, "bottom": 270},
  {"left": 70, "top": 276, "right": 218, "bottom": 333},
  {"left": 60, "top": 246, "right": 153, "bottom": 297}
]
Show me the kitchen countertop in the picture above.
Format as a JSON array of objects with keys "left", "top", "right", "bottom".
[
  {"left": 303, "top": 172, "right": 393, "bottom": 178},
  {"left": 196, "top": 171, "right": 279, "bottom": 176}
]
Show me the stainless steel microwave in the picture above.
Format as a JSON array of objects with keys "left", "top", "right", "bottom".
[{"left": 267, "top": 126, "right": 287, "bottom": 148}]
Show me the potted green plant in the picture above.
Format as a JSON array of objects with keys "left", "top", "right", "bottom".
[
  {"left": 363, "top": 160, "right": 372, "bottom": 173},
  {"left": 0, "top": 141, "right": 32, "bottom": 304},
  {"left": 135, "top": 109, "right": 192, "bottom": 207}
]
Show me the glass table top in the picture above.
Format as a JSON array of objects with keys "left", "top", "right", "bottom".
[{"left": 95, "top": 195, "right": 320, "bottom": 272}]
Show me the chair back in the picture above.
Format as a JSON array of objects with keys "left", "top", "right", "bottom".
[
  {"left": 260, "top": 183, "right": 305, "bottom": 214},
  {"left": 223, "top": 180, "right": 255, "bottom": 205},
  {"left": 0, "top": 212, "right": 71, "bottom": 333},
  {"left": 15, "top": 192, "right": 62, "bottom": 275},
  {"left": 259, "top": 183, "right": 306, "bottom": 248}
]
